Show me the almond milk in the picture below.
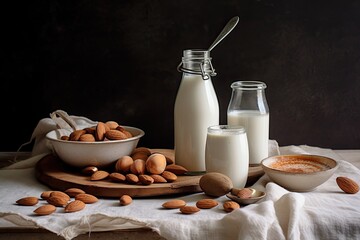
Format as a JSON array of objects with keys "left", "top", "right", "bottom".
[
  {"left": 228, "top": 110, "right": 269, "bottom": 164},
  {"left": 205, "top": 125, "right": 249, "bottom": 188}
]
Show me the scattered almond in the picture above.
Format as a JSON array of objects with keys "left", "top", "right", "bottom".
[
  {"left": 196, "top": 199, "right": 218, "bottom": 209},
  {"left": 145, "top": 153, "right": 167, "bottom": 174},
  {"left": 132, "top": 151, "right": 150, "bottom": 161},
  {"left": 33, "top": 204, "right": 56, "bottom": 215},
  {"left": 179, "top": 205, "right": 200, "bottom": 214},
  {"left": 75, "top": 193, "right": 98, "bottom": 204},
  {"left": 223, "top": 201, "right": 240, "bottom": 212},
  {"left": 125, "top": 173, "right": 139, "bottom": 184},
  {"left": 64, "top": 188, "right": 86, "bottom": 197},
  {"left": 165, "top": 164, "right": 188, "bottom": 175},
  {"left": 109, "top": 172, "right": 126, "bottom": 182},
  {"left": 40, "top": 191, "right": 53, "bottom": 200},
  {"left": 139, "top": 174, "right": 154, "bottom": 185},
  {"left": 91, "top": 170, "right": 109, "bottom": 181},
  {"left": 82, "top": 166, "right": 98, "bottom": 175},
  {"left": 336, "top": 176, "right": 359, "bottom": 194},
  {"left": 65, "top": 200, "right": 86, "bottom": 213},
  {"left": 16, "top": 197, "right": 39, "bottom": 206},
  {"left": 47, "top": 196, "right": 69, "bottom": 207},
  {"left": 131, "top": 147, "right": 152, "bottom": 156},
  {"left": 151, "top": 174, "right": 167, "bottom": 183},
  {"left": 130, "top": 159, "right": 146, "bottom": 175},
  {"left": 161, "top": 171, "right": 177, "bottom": 182},
  {"left": 120, "top": 195, "right": 132, "bottom": 206},
  {"left": 232, "top": 188, "right": 253, "bottom": 199},
  {"left": 162, "top": 199, "right": 186, "bottom": 209},
  {"left": 50, "top": 191, "right": 70, "bottom": 202},
  {"left": 115, "top": 156, "right": 134, "bottom": 173}
]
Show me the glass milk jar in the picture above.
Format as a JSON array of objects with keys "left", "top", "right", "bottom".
[
  {"left": 205, "top": 125, "right": 249, "bottom": 188},
  {"left": 227, "top": 81, "right": 269, "bottom": 165},
  {"left": 174, "top": 50, "right": 219, "bottom": 173}
]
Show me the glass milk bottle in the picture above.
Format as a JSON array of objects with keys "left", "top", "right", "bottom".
[
  {"left": 174, "top": 49, "right": 219, "bottom": 173},
  {"left": 227, "top": 81, "right": 269, "bottom": 165}
]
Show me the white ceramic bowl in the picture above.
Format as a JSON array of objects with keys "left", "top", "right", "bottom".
[
  {"left": 261, "top": 154, "right": 338, "bottom": 192},
  {"left": 46, "top": 126, "right": 145, "bottom": 168}
]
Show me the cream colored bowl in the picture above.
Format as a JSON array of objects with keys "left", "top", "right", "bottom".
[
  {"left": 46, "top": 126, "right": 144, "bottom": 168},
  {"left": 261, "top": 154, "right": 338, "bottom": 192}
]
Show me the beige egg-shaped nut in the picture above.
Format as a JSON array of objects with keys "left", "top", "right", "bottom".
[
  {"left": 115, "top": 156, "right": 134, "bottom": 173},
  {"left": 146, "top": 153, "right": 167, "bottom": 175},
  {"left": 130, "top": 159, "right": 146, "bottom": 175}
]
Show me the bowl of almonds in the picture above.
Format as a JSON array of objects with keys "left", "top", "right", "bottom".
[{"left": 46, "top": 121, "right": 145, "bottom": 168}]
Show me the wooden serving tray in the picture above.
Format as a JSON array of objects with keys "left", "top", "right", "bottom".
[{"left": 35, "top": 149, "right": 264, "bottom": 198}]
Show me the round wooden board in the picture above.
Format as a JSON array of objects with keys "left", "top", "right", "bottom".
[{"left": 35, "top": 149, "right": 264, "bottom": 198}]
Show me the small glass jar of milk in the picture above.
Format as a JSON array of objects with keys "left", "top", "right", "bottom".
[
  {"left": 205, "top": 125, "right": 249, "bottom": 188},
  {"left": 227, "top": 81, "right": 269, "bottom": 165},
  {"left": 174, "top": 50, "right": 219, "bottom": 174}
]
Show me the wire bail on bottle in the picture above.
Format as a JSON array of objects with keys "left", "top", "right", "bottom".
[{"left": 177, "top": 50, "right": 217, "bottom": 80}]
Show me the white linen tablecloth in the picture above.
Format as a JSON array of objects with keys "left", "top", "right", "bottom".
[{"left": 1, "top": 144, "right": 360, "bottom": 240}]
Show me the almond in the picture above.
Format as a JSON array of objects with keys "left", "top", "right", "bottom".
[
  {"left": 50, "top": 191, "right": 70, "bottom": 201},
  {"left": 105, "top": 129, "right": 128, "bottom": 140},
  {"left": 84, "top": 127, "right": 96, "bottom": 135},
  {"left": 61, "top": 136, "right": 69, "bottom": 141},
  {"left": 69, "top": 129, "right": 86, "bottom": 141},
  {"left": 40, "top": 191, "right": 53, "bottom": 200},
  {"left": 82, "top": 166, "right": 98, "bottom": 175},
  {"left": 65, "top": 200, "right": 86, "bottom": 213},
  {"left": 105, "top": 120, "right": 119, "bottom": 130},
  {"left": 196, "top": 199, "right": 218, "bottom": 209},
  {"left": 151, "top": 174, "right": 167, "bottom": 183},
  {"left": 165, "top": 164, "right": 188, "bottom": 175},
  {"left": 64, "top": 188, "right": 86, "bottom": 197},
  {"left": 223, "top": 201, "right": 240, "bottom": 212},
  {"left": 75, "top": 193, "right": 98, "bottom": 204},
  {"left": 131, "top": 147, "right": 152, "bottom": 156},
  {"left": 95, "top": 122, "right": 107, "bottom": 141},
  {"left": 161, "top": 171, "right": 177, "bottom": 182},
  {"left": 47, "top": 196, "right": 69, "bottom": 207},
  {"left": 115, "top": 156, "right": 134, "bottom": 173},
  {"left": 145, "top": 153, "right": 167, "bottom": 174},
  {"left": 109, "top": 172, "right": 126, "bottom": 182},
  {"left": 79, "top": 133, "right": 95, "bottom": 142},
  {"left": 139, "top": 174, "right": 154, "bottom": 185},
  {"left": 132, "top": 151, "right": 150, "bottom": 161},
  {"left": 336, "top": 176, "right": 359, "bottom": 194},
  {"left": 162, "top": 199, "right": 186, "bottom": 209},
  {"left": 232, "top": 188, "right": 253, "bottom": 199},
  {"left": 120, "top": 195, "right": 132, "bottom": 206},
  {"left": 130, "top": 159, "right": 146, "bottom": 175},
  {"left": 16, "top": 196, "right": 39, "bottom": 206},
  {"left": 180, "top": 205, "right": 200, "bottom": 214},
  {"left": 91, "top": 170, "right": 109, "bottom": 181},
  {"left": 34, "top": 204, "right": 56, "bottom": 215},
  {"left": 126, "top": 173, "right": 139, "bottom": 184}
]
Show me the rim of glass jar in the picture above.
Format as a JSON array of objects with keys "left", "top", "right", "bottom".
[
  {"left": 231, "top": 81, "right": 267, "bottom": 90},
  {"left": 207, "top": 125, "right": 246, "bottom": 134}
]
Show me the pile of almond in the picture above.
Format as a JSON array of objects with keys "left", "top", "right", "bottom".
[
  {"left": 60, "top": 121, "right": 133, "bottom": 142},
  {"left": 16, "top": 189, "right": 133, "bottom": 215},
  {"left": 81, "top": 147, "right": 188, "bottom": 186}
]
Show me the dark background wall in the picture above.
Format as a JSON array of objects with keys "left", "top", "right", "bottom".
[{"left": 2, "top": 0, "right": 360, "bottom": 152}]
